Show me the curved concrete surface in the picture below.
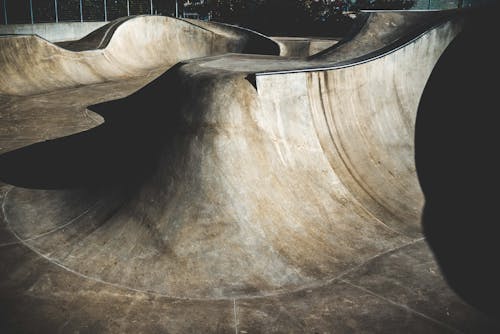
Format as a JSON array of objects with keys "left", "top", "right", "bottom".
[
  {"left": 0, "top": 15, "right": 279, "bottom": 96},
  {"left": 1, "top": 8, "right": 498, "bottom": 332},
  {"left": 2, "top": 10, "right": 461, "bottom": 298},
  {"left": 0, "top": 15, "right": 279, "bottom": 155},
  {"left": 0, "top": 21, "right": 109, "bottom": 43},
  {"left": 270, "top": 37, "right": 340, "bottom": 57}
]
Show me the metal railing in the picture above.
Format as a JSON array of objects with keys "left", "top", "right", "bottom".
[{"left": 0, "top": 0, "right": 169, "bottom": 25}]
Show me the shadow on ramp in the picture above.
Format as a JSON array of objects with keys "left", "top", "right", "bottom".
[
  {"left": 0, "top": 66, "right": 186, "bottom": 189},
  {"left": 416, "top": 5, "right": 500, "bottom": 318}
]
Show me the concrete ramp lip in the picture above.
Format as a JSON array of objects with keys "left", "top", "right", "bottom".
[
  {"left": 55, "top": 15, "right": 136, "bottom": 51},
  {"left": 173, "top": 11, "right": 463, "bottom": 78}
]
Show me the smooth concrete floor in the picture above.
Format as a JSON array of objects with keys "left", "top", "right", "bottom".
[{"left": 0, "top": 182, "right": 498, "bottom": 333}]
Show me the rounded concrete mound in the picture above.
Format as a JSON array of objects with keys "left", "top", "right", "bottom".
[{"left": 1, "top": 11, "right": 464, "bottom": 300}]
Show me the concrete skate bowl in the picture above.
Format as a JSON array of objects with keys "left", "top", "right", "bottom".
[
  {"left": 0, "top": 15, "right": 279, "bottom": 96},
  {"left": 0, "top": 15, "right": 279, "bottom": 156},
  {"left": 0, "top": 10, "right": 465, "bottom": 301}
]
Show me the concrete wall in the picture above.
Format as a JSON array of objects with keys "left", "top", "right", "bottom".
[{"left": 0, "top": 21, "right": 108, "bottom": 42}]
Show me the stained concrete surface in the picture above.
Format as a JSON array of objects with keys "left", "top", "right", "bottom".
[
  {"left": 1, "top": 8, "right": 499, "bottom": 333},
  {"left": 0, "top": 198, "right": 497, "bottom": 333},
  {"left": 270, "top": 37, "right": 340, "bottom": 57},
  {"left": 0, "top": 15, "right": 279, "bottom": 96},
  {"left": 0, "top": 21, "right": 108, "bottom": 43}
]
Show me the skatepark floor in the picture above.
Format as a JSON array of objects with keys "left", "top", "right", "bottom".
[{"left": 0, "top": 79, "right": 498, "bottom": 333}]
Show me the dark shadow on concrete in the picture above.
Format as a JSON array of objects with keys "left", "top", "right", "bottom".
[
  {"left": 0, "top": 65, "right": 185, "bottom": 189},
  {"left": 415, "top": 4, "right": 500, "bottom": 319}
]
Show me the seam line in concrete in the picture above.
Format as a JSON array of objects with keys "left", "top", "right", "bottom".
[
  {"left": 340, "top": 279, "right": 463, "bottom": 334},
  {"left": 233, "top": 299, "right": 238, "bottom": 334},
  {"left": 0, "top": 186, "right": 102, "bottom": 247},
  {"left": 0, "top": 195, "right": 428, "bottom": 302}
]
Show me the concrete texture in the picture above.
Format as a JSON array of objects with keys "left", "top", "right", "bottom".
[
  {"left": 1, "top": 8, "right": 499, "bottom": 333},
  {"left": 0, "top": 15, "right": 279, "bottom": 96},
  {"left": 270, "top": 37, "right": 340, "bottom": 57},
  {"left": 0, "top": 21, "right": 108, "bottom": 43}
]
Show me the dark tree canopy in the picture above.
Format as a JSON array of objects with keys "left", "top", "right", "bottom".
[
  {"left": 2, "top": 0, "right": 414, "bottom": 36},
  {"left": 207, "top": 0, "right": 357, "bottom": 37}
]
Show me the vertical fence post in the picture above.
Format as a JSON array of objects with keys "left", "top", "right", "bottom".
[
  {"left": 3, "top": 0, "right": 7, "bottom": 24},
  {"left": 104, "top": 0, "right": 107, "bottom": 21},
  {"left": 29, "top": 0, "right": 34, "bottom": 24},
  {"left": 79, "top": 0, "right": 83, "bottom": 22},
  {"left": 55, "top": 0, "right": 58, "bottom": 22},
  {"left": 175, "top": 0, "right": 178, "bottom": 17},
  {"left": 126, "top": 0, "right": 130, "bottom": 16},
  {"left": 150, "top": 0, "right": 153, "bottom": 14}
]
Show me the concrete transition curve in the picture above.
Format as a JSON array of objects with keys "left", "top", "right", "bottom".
[
  {"left": 0, "top": 15, "right": 279, "bottom": 96},
  {"left": 0, "top": 11, "right": 464, "bottom": 300}
]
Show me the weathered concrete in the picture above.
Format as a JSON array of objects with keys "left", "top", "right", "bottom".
[
  {"left": 0, "top": 15, "right": 278, "bottom": 96},
  {"left": 0, "top": 21, "right": 108, "bottom": 43},
  {"left": 1, "top": 11, "right": 461, "bottom": 298},
  {"left": 270, "top": 37, "right": 339, "bottom": 56},
  {"left": 0, "top": 15, "right": 279, "bottom": 154},
  {"left": 1, "top": 9, "right": 498, "bottom": 332}
]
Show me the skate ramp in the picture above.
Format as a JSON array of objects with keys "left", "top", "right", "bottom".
[
  {"left": 0, "top": 15, "right": 279, "bottom": 96},
  {"left": 0, "top": 15, "right": 279, "bottom": 155},
  {"left": 0, "top": 11, "right": 463, "bottom": 300}
]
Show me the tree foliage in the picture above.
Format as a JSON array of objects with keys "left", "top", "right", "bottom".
[
  {"left": 207, "top": 0, "right": 355, "bottom": 37},
  {"left": 205, "top": 0, "right": 417, "bottom": 36}
]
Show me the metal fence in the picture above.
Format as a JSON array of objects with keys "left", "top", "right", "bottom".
[
  {"left": 1, "top": 0, "right": 489, "bottom": 25},
  {"left": 1, "top": 0, "right": 171, "bottom": 25}
]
